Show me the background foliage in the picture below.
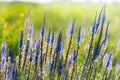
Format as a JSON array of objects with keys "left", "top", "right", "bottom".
[{"left": 0, "top": 2, "right": 120, "bottom": 62}]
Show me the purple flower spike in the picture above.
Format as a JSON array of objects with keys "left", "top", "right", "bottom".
[
  {"left": 96, "top": 8, "right": 103, "bottom": 32},
  {"left": 47, "top": 29, "right": 51, "bottom": 44},
  {"left": 40, "top": 12, "right": 46, "bottom": 38},
  {"left": 103, "top": 49, "right": 113, "bottom": 71},
  {"left": 28, "top": 24, "right": 33, "bottom": 40},
  {"left": 69, "top": 49, "right": 77, "bottom": 67},
  {"left": 66, "top": 18, "right": 75, "bottom": 37},
  {"left": 103, "top": 21, "right": 110, "bottom": 45},
  {"left": 55, "top": 31, "right": 62, "bottom": 54},
  {"left": 1, "top": 37, "right": 6, "bottom": 57},
  {"left": 92, "top": 14, "right": 97, "bottom": 36},
  {"left": 29, "top": 53, "right": 33, "bottom": 62},
  {"left": 102, "top": 4, "right": 106, "bottom": 24},
  {"left": 76, "top": 27, "right": 85, "bottom": 44},
  {"left": 18, "top": 30, "right": 24, "bottom": 50}
]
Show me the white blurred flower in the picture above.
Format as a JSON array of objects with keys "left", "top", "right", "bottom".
[
  {"left": 117, "top": 39, "right": 120, "bottom": 48},
  {"left": 116, "top": 60, "right": 120, "bottom": 73}
]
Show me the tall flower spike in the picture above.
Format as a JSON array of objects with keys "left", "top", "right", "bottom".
[
  {"left": 18, "top": 30, "right": 24, "bottom": 50},
  {"left": 96, "top": 8, "right": 103, "bottom": 32},
  {"left": 57, "top": 56, "right": 63, "bottom": 74},
  {"left": 22, "top": 40, "right": 30, "bottom": 70},
  {"left": 103, "top": 21, "right": 110, "bottom": 45},
  {"left": 76, "top": 27, "right": 81, "bottom": 44},
  {"left": 53, "top": 31, "right": 62, "bottom": 73},
  {"left": 40, "top": 12, "right": 46, "bottom": 38},
  {"left": 45, "top": 29, "right": 51, "bottom": 63},
  {"left": 106, "top": 49, "right": 113, "bottom": 70},
  {"left": 34, "top": 43, "right": 40, "bottom": 76},
  {"left": 102, "top": 4, "right": 106, "bottom": 24},
  {"left": 77, "top": 27, "right": 85, "bottom": 44},
  {"left": 1, "top": 56, "right": 6, "bottom": 70},
  {"left": 103, "top": 49, "right": 113, "bottom": 71},
  {"left": 35, "top": 45, "right": 40, "bottom": 63},
  {"left": 72, "top": 50, "right": 77, "bottom": 62},
  {"left": 66, "top": 18, "right": 75, "bottom": 37},
  {"left": 65, "top": 19, "right": 75, "bottom": 65},
  {"left": 70, "top": 18, "right": 75, "bottom": 35},
  {"left": 49, "top": 57, "right": 54, "bottom": 70},
  {"left": 28, "top": 24, "right": 33, "bottom": 40},
  {"left": 24, "top": 6, "right": 32, "bottom": 28},
  {"left": 25, "top": 40, "right": 30, "bottom": 54},
  {"left": 12, "top": 61, "right": 18, "bottom": 80},
  {"left": 92, "top": 13, "right": 97, "bottom": 36},
  {"left": 55, "top": 30, "right": 62, "bottom": 54},
  {"left": 47, "top": 29, "right": 51, "bottom": 44},
  {"left": 29, "top": 53, "right": 33, "bottom": 62},
  {"left": 57, "top": 45, "right": 64, "bottom": 73},
  {"left": 94, "top": 48, "right": 101, "bottom": 60},
  {"left": 1, "top": 37, "right": 6, "bottom": 57},
  {"left": 8, "top": 48, "right": 14, "bottom": 63}
]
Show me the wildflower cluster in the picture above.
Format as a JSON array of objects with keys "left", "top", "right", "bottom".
[{"left": 0, "top": 5, "right": 120, "bottom": 80}]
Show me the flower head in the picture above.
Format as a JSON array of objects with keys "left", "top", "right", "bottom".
[
  {"left": 1, "top": 37, "right": 6, "bottom": 57},
  {"left": 55, "top": 30, "right": 62, "bottom": 54},
  {"left": 25, "top": 40, "right": 30, "bottom": 54},
  {"left": 1, "top": 56, "right": 6, "bottom": 70},
  {"left": 103, "top": 21, "right": 110, "bottom": 45},
  {"left": 66, "top": 19, "right": 75, "bottom": 37},
  {"left": 12, "top": 61, "right": 18, "bottom": 80},
  {"left": 76, "top": 27, "right": 85, "bottom": 44},
  {"left": 35, "top": 46, "right": 40, "bottom": 63},
  {"left": 92, "top": 14, "right": 97, "bottom": 36},
  {"left": 28, "top": 24, "right": 33, "bottom": 40},
  {"left": 77, "top": 28, "right": 81, "bottom": 44},
  {"left": 8, "top": 48, "right": 14, "bottom": 63},
  {"left": 102, "top": 4, "right": 106, "bottom": 24},
  {"left": 57, "top": 58, "right": 63, "bottom": 73},
  {"left": 103, "top": 49, "right": 113, "bottom": 71},
  {"left": 29, "top": 53, "right": 33, "bottom": 62},
  {"left": 70, "top": 18, "right": 75, "bottom": 35},
  {"left": 46, "top": 29, "right": 51, "bottom": 44},
  {"left": 57, "top": 50, "right": 64, "bottom": 73},
  {"left": 96, "top": 8, "right": 103, "bottom": 32},
  {"left": 40, "top": 12, "right": 46, "bottom": 38},
  {"left": 18, "top": 30, "right": 24, "bottom": 50},
  {"left": 93, "top": 48, "right": 101, "bottom": 60},
  {"left": 49, "top": 57, "right": 54, "bottom": 70},
  {"left": 68, "top": 49, "right": 77, "bottom": 67}
]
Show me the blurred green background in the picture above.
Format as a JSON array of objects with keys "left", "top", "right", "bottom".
[{"left": 0, "top": 2, "right": 120, "bottom": 61}]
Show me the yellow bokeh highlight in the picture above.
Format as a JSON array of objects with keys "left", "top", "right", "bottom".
[
  {"left": 19, "top": 12, "right": 25, "bottom": 18},
  {"left": 5, "top": 12, "right": 10, "bottom": 17},
  {"left": 4, "top": 22, "right": 10, "bottom": 28},
  {"left": 16, "top": 20, "right": 20, "bottom": 25}
]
